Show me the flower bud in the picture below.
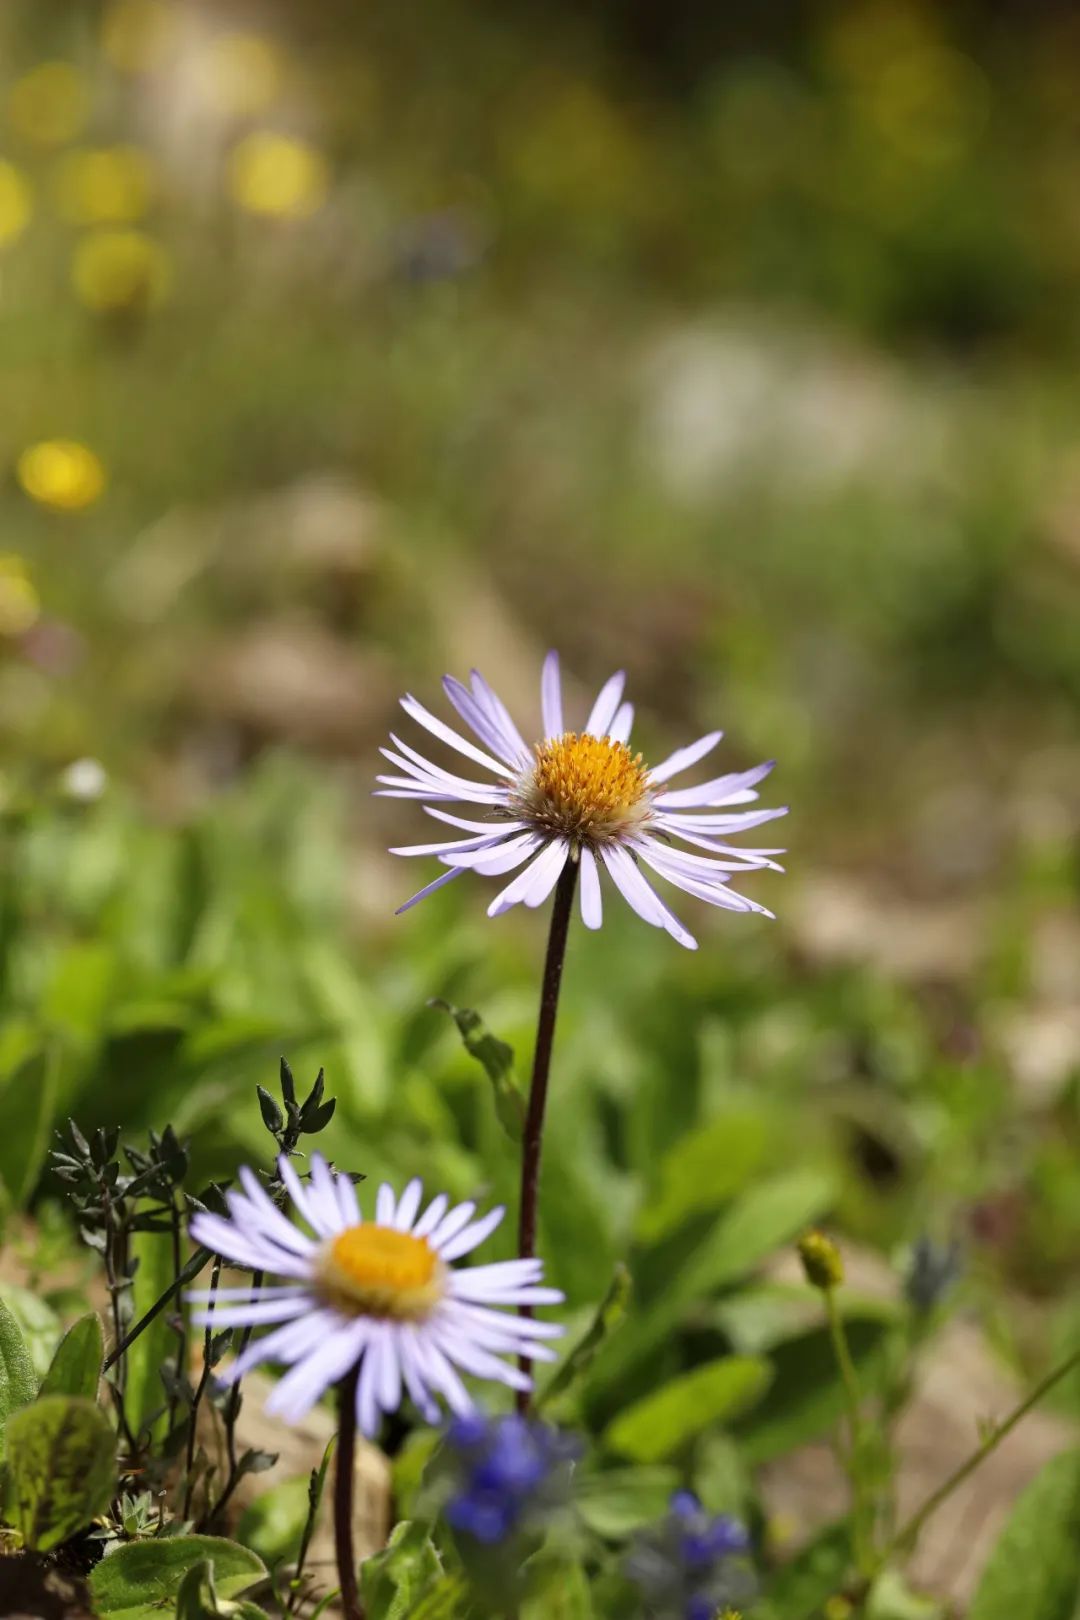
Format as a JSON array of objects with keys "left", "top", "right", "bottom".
[{"left": 798, "top": 1230, "right": 844, "bottom": 1290}]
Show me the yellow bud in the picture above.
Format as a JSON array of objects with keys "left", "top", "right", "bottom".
[
  {"left": 798, "top": 1230, "right": 845, "bottom": 1290},
  {"left": 17, "top": 441, "right": 107, "bottom": 512}
]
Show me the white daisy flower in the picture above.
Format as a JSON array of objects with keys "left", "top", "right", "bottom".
[
  {"left": 377, "top": 651, "right": 786, "bottom": 949},
  {"left": 188, "top": 1157, "right": 564, "bottom": 1435}
]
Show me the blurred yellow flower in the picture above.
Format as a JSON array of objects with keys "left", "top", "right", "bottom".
[
  {"left": 0, "top": 556, "right": 40, "bottom": 637},
  {"left": 54, "top": 145, "right": 156, "bottom": 225},
  {"left": 204, "top": 34, "right": 283, "bottom": 117},
  {"left": 0, "top": 161, "right": 33, "bottom": 245},
  {"left": 17, "top": 441, "right": 107, "bottom": 512},
  {"left": 228, "top": 131, "right": 328, "bottom": 219},
  {"left": 8, "top": 62, "right": 88, "bottom": 147},
  {"left": 72, "top": 228, "right": 171, "bottom": 314},
  {"left": 102, "top": 0, "right": 177, "bottom": 75}
]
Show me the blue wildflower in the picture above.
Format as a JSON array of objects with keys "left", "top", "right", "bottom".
[
  {"left": 626, "top": 1492, "right": 755, "bottom": 1619},
  {"left": 440, "top": 1413, "right": 580, "bottom": 1548}
]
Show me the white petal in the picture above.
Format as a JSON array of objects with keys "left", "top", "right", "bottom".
[
  {"left": 540, "top": 650, "right": 563, "bottom": 739},
  {"left": 653, "top": 761, "right": 777, "bottom": 809},
  {"left": 411, "top": 1193, "right": 449, "bottom": 1239},
  {"left": 608, "top": 701, "right": 634, "bottom": 744},
  {"left": 438, "top": 832, "right": 541, "bottom": 874},
  {"left": 277, "top": 1157, "right": 337, "bottom": 1238},
  {"left": 468, "top": 669, "right": 531, "bottom": 763},
  {"left": 579, "top": 846, "right": 602, "bottom": 930},
  {"left": 375, "top": 1183, "right": 396, "bottom": 1225},
  {"left": 584, "top": 670, "right": 626, "bottom": 737},
  {"left": 427, "top": 1200, "right": 477, "bottom": 1252},
  {"left": 647, "top": 729, "right": 724, "bottom": 786},
  {"left": 393, "top": 1178, "right": 423, "bottom": 1232},
  {"left": 600, "top": 844, "right": 698, "bottom": 950},
  {"left": 437, "top": 1204, "right": 505, "bottom": 1261},
  {"left": 396, "top": 866, "right": 467, "bottom": 915},
  {"left": 487, "top": 838, "right": 569, "bottom": 917},
  {"left": 266, "top": 1321, "right": 369, "bottom": 1422},
  {"left": 400, "top": 694, "right": 517, "bottom": 780},
  {"left": 442, "top": 676, "right": 525, "bottom": 768}
]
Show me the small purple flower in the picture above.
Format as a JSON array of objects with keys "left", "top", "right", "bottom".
[
  {"left": 440, "top": 1413, "right": 580, "bottom": 1548},
  {"left": 626, "top": 1492, "right": 755, "bottom": 1619}
]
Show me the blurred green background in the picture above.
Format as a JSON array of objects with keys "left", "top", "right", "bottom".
[{"left": 2, "top": 0, "right": 1080, "bottom": 1527}]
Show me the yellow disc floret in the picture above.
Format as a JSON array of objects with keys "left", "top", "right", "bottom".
[
  {"left": 514, "top": 731, "right": 652, "bottom": 846},
  {"left": 316, "top": 1224, "right": 445, "bottom": 1320}
]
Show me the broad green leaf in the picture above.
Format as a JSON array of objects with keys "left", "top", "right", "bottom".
[
  {"left": 734, "top": 1317, "right": 891, "bottom": 1466},
  {"left": 605, "top": 1355, "right": 772, "bottom": 1463},
  {"left": 90, "top": 1535, "right": 266, "bottom": 1619},
  {"left": 600, "top": 1168, "right": 834, "bottom": 1381},
  {"left": 7, "top": 1394, "right": 115, "bottom": 1551},
  {"left": 539, "top": 1264, "right": 631, "bottom": 1413},
  {"left": 430, "top": 999, "right": 524, "bottom": 1141},
  {"left": 236, "top": 1474, "right": 309, "bottom": 1564},
  {"left": 867, "top": 1571, "right": 945, "bottom": 1619},
  {"left": 636, "top": 1110, "right": 772, "bottom": 1243},
  {"left": 0, "top": 1294, "right": 39, "bottom": 1456},
  {"left": 0, "top": 1050, "right": 57, "bottom": 1208},
  {"left": 522, "top": 1560, "right": 593, "bottom": 1618},
  {"left": 40, "top": 1313, "right": 104, "bottom": 1401},
  {"left": 575, "top": 1466, "right": 680, "bottom": 1538},
  {"left": 0, "top": 1284, "right": 61, "bottom": 1379},
  {"left": 968, "top": 1449, "right": 1080, "bottom": 1620},
  {"left": 361, "top": 1519, "right": 441, "bottom": 1620},
  {"left": 124, "top": 1221, "right": 174, "bottom": 1442},
  {"left": 760, "top": 1521, "right": 853, "bottom": 1620},
  {"left": 175, "top": 1561, "right": 270, "bottom": 1620}
]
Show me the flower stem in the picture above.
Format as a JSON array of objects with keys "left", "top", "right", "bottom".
[
  {"left": 335, "top": 1365, "right": 364, "bottom": 1620},
  {"left": 886, "top": 1339, "right": 1080, "bottom": 1562},
  {"left": 516, "top": 855, "right": 578, "bottom": 1412},
  {"left": 824, "top": 1286, "right": 874, "bottom": 1573}
]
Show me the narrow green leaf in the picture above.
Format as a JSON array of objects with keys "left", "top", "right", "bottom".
[
  {"left": 0, "top": 1050, "right": 56, "bottom": 1209},
  {"left": 636, "top": 1110, "right": 772, "bottom": 1243},
  {"left": 602, "top": 1169, "right": 835, "bottom": 1382},
  {"left": 604, "top": 1355, "right": 772, "bottom": 1463},
  {"left": 430, "top": 999, "right": 525, "bottom": 1141},
  {"left": 539, "top": 1264, "right": 631, "bottom": 1413},
  {"left": 407, "top": 1574, "right": 471, "bottom": 1620},
  {"left": 40, "top": 1313, "right": 104, "bottom": 1402},
  {"left": 967, "top": 1449, "right": 1080, "bottom": 1620},
  {"left": 361, "top": 1519, "right": 441, "bottom": 1620},
  {"left": 90, "top": 1535, "right": 266, "bottom": 1619},
  {"left": 124, "top": 1220, "right": 175, "bottom": 1442},
  {"left": 7, "top": 1394, "right": 115, "bottom": 1551},
  {"left": 0, "top": 1294, "right": 39, "bottom": 1457}
]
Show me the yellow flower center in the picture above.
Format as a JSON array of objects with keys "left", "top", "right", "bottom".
[
  {"left": 316, "top": 1224, "right": 445, "bottom": 1320},
  {"left": 514, "top": 731, "right": 652, "bottom": 846}
]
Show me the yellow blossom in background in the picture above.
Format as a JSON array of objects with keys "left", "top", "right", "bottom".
[
  {"left": 8, "top": 62, "right": 88, "bottom": 148},
  {"left": 102, "top": 0, "right": 178, "bottom": 75},
  {"left": 227, "top": 131, "right": 328, "bottom": 219},
  {"left": 0, "top": 556, "right": 40, "bottom": 637},
  {"left": 0, "top": 161, "right": 33, "bottom": 245},
  {"left": 204, "top": 34, "right": 284, "bottom": 118},
  {"left": 72, "top": 228, "right": 171, "bottom": 314},
  {"left": 53, "top": 145, "right": 156, "bottom": 226},
  {"left": 17, "top": 441, "right": 107, "bottom": 512}
]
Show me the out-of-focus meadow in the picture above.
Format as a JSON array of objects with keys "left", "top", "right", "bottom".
[{"left": 3, "top": 0, "right": 1080, "bottom": 1601}]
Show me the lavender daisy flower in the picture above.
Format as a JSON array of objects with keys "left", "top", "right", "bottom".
[
  {"left": 377, "top": 651, "right": 786, "bottom": 948},
  {"left": 187, "top": 1156, "right": 564, "bottom": 1435}
]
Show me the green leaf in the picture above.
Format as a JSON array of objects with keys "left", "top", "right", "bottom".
[
  {"left": 430, "top": 999, "right": 525, "bottom": 1141},
  {"left": 175, "top": 1561, "right": 270, "bottom": 1620},
  {"left": 734, "top": 1317, "right": 891, "bottom": 1466},
  {"left": 967, "top": 1449, "right": 1080, "bottom": 1620},
  {"left": 522, "top": 1560, "right": 593, "bottom": 1618},
  {"left": 406, "top": 1574, "right": 471, "bottom": 1620},
  {"left": 539, "top": 1264, "right": 631, "bottom": 1413},
  {"left": 40, "top": 1313, "right": 104, "bottom": 1401},
  {"left": 0, "top": 1294, "right": 39, "bottom": 1457},
  {"left": 90, "top": 1535, "right": 266, "bottom": 1619},
  {"left": 7, "top": 1394, "right": 115, "bottom": 1551},
  {"left": 575, "top": 1466, "right": 681, "bottom": 1538},
  {"left": 760, "top": 1521, "right": 853, "bottom": 1620},
  {"left": 604, "top": 1355, "right": 772, "bottom": 1463},
  {"left": 0, "top": 1049, "right": 57, "bottom": 1209},
  {"left": 0, "top": 1284, "right": 61, "bottom": 1379},
  {"left": 601, "top": 1168, "right": 834, "bottom": 1381},
  {"left": 361, "top": 1519, "right": 441, "bottom": 1620},
  {"left": 236, "top": 1475, "right": 310, "bottom": 1564},
  {"left": 124, "top": 1221, "right": 175, "bottom": 1442},
  {"left": 636, "top": 1110, "right": 772, "bottom": 1243},
  {"left": 867, "top": 1571, "right": 945, "bottom": 1619}
]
